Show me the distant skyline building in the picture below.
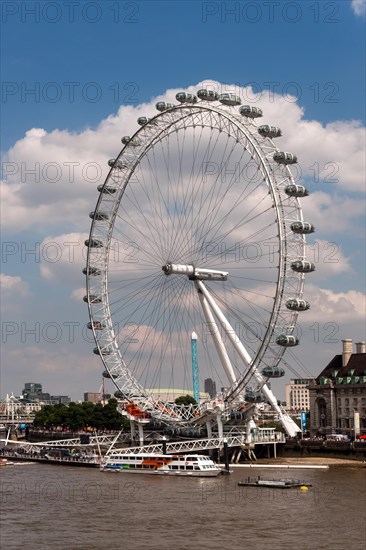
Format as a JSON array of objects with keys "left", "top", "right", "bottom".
[
  {"left": 204, "top": 378, "right": 217, "bottom": 399},
  {"left": 22, "top": 382, "right": 70, "bottom": 404},
  {"left": 285, "top": 378, "right": 315, "bottom": 413},
  {"left": 84, "top": 392, "right": 102, "bottom": 404},
  {"left": 23, "top": 383, "right": 42, "bottom": 395}
]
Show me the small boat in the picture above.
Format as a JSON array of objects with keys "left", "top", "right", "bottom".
[
  {"left": 101, "top": 452, "right": 222, "bottom": 477},
  {"left": 0, "top": 458, "right": 14, "bottom": 466},
  {"left": 238, "top": 476, "right": 312, "bottom": 489}
]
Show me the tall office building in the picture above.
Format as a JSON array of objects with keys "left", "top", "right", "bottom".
[{"left": 204, "top": 378, "right": 217, "bottom": 399}]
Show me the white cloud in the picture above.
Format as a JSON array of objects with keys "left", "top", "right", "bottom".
[
  {"left": 302, "top": 191, "right": 365, "bottom": 235},
  {"left": 1, "top": 81, "right": 365, "bottom": 238},
  {"left": 39, "top": 232, "right": 88, "bottom": 283},
  {"left": 307, "top": 239, "right": 352, "bottom": 280},
  {"left": 0, "top": 273, "right": 29, "bottom": 296},
  {"left": 1, "top": 274, "right": 31, "bottom": 316},
  {"left": 259, "top": 101, "right": 365, "bottom": 193},
  {"left": 301, "top": 283, "right": 366, "bottom": 322},
  {"left": 351, "top": 0, "right": 366, "bottom": 16},
  {"left": 72, "top": 287, "right": 87, "bottom": 302}
]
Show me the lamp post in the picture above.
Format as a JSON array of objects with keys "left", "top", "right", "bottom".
[
  {"left": 354, "top": 410, "right": 360, "bottom": 442},
  {"left": 162, "top": 435, "right": 167, "bottom": 455},
  {"left": 223, "top": 438, "right": 229, "bottom": 472}
]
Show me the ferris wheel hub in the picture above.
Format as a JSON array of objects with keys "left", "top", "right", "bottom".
[{"left": 162, "top": 263, "right": 228, "bottom": 281}]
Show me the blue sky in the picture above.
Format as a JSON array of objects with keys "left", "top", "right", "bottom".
[
  {"left": 2, "top": 0, "right": 365, "bottom": 149},
  {"left": 1, "top": 0, "right": 365, "bottom": 401}
]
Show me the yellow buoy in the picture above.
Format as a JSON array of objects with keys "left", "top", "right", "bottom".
[{"left": 300, "top": 486, "right": 309, "bottom": 491}]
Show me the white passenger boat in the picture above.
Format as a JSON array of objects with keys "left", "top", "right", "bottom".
[
  {"left": 0, "top": 458, "right": 14, "bottom": 466},
  {"left": 101, "top": 453, "right": 222, "bottom": 477}
]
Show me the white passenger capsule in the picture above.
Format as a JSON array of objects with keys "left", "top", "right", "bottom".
[
  {"left": 85, "top": 239, "right": 103, "bottom": 248},
  {"left": 108, "top": 159, "right": 127, "bottom": 169},
  {"left": 258, "top": 125, "right": 282, "bottom": 138},
  {"left": 82, "top": 267, "right": 102, "bottom": 276},
  {"left": 285, "top": 184, "right": 308, "bottom": 197},
  {"left": 93, "top": 347, "right": 113, "bottom": 356},
  {"left": 197, "top": 89, "right": 219, "bottom": 101},
  {"left": 290, "top": 221, "right": 315, "bottom": 234},
  {"left": 245, "top": 390, "right": 266, "bottom": 403},
  {"left": 273, "top": 152, "right": 297, "bottom": 165},
  {"left": 239, "top": 105, "right": 263, "bottom": 118},
  {"left": 155, "top": 102, "right": 174, "bottom": 112},
  {"left": 286, "top": 299, "right": 310, "bottom": 311},
  {"left": 87, "top": 321, "right": 105, "bottom": 330},
  {"left": 121, "top": 136, "right": 141, "bottom": 146},
  {"left": 98, "top": 185, "right": 117, "bottom": 195},
  {"left": 261, "top": 366, "right": 285, "bottom": 378},
  {"left": 175, "top": 92, "right": 197, "bottom": 103},
  {"left": 275, "top": 335, "right": 299, "bottom": 347},
  {"left": 218, "top": 93, "right": 241, "bottom": 106},
  {"left": 89, "top": 211, "right": 109, "bottom": 221},
  {"left": 83, "top": 294, "right": 102, "bottom": 304},
  {"left": 137, "top": 117, "right": 158, "bottom": 126},
  {"left": 291, "top": 260, "right": 315, "bottom": 273},
  {"left": 102, "top": 369, "right": 117, "bottom": 378},
  {"left": 137, "top": 117, "right": 149, "bottom": 125}
]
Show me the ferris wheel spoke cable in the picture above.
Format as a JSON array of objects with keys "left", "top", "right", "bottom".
[
  {"left": 117, "top": 187, "right": 169, "bottom": 261},
  {"left": 184, "top": 127, "right": 224, "bottom": 252},
  {"left": 184, "top": 171, "right": 268, "bottom": 260},
  {"left": 194, "top": 137, "right": 243, "bottom": 249},
  {"left": 168, "top": 125, "right": 222, "bottom": 259},
  {"left": 125, "top": 280, "right": 182, "bottom": 384},
  {"left": 142, "top": 279, "right": 193, "bottom": 390}
]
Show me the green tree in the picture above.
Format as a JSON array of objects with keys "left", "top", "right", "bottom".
[
  {"left": 66, "top": 403, "right": 88, "bottom": 431},
  {"left": 89, "top": 403, "right": 104, "bottom": 430},
  {"left": 102, "top": 398, "right": 126, "bottom": 429},
  {"left": 175, "top": 395, "right": 197, "bottom": 406},
  {"left": 32, "top": 399, "right": 128, "bottom": 431}
]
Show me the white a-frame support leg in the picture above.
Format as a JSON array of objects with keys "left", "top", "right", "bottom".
[{"left": 196, "top": 280, "right": 300, "bottom": 438}]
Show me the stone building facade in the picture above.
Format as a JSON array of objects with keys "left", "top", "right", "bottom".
[
  {"left": 309, "top": 339, "right": 366, "bottom": 437},
  {"left": 285, "top": 378, "right": 315, "bottom": 413}
]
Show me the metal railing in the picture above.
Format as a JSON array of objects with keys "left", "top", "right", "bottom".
[{"left": 107, "top": 431, "right": 285, "bottom": 457}]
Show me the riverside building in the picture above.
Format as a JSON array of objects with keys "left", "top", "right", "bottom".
[
  {"left": 285, "top": 378, "right": 315, "bottom": 413},
  {"left": 308, "top": 339, "right": 366, "bottom": 437}
]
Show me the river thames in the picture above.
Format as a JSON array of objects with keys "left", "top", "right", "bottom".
[{"left": 1, "top": 461, "right": 365, "bottom": 550}]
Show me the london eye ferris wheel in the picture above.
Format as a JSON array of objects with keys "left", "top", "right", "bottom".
[{"left": 83, "top": 88, "right": 315, "bottom": 436}]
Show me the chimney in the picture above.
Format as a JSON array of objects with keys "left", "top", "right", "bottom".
[
  {"left": 342, "top": 339, "right": 353, "bottom": 367},
  {"left": 355, "top": 341, "right": 366, "bottom": 354}
]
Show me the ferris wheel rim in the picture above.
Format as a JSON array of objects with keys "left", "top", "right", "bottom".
[{"left": 85, "top": 99, "right": 307, "bottom": 421}]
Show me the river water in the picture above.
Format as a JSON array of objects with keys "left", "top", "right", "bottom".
[{"left": 1, "top": 462, "right": 365, "bottom": 550}]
